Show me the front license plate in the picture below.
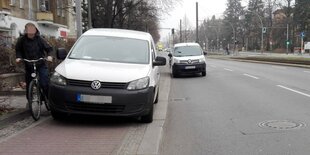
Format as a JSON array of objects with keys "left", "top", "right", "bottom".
[
  {"left": 77, "top": 94, "right": 112, "bottom": 104},
  {"left": 185, "top": 66, "right": 196, "bottom": 69}
]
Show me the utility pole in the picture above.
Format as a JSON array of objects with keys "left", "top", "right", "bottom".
[
  {"left": 76, "top": 0, "right": 82, "bottom": 38},
  {"left": 180, "top": 19, "right": 182, "bottom": 43},
  {"left": 301, "top": 32, "right": 304, "bottom": 55},
  {"left": 88, "top": 0, "right": 92, "bottom": 29},
  {"left": 196, "top": 2, "right": 199, "bottom": 43},
  {"left": 286, "top": 24, "right": 289, "bottom": 54}
]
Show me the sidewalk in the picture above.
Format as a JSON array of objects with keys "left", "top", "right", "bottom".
[
  {"left": 0, "top": 90, "right": 28, "bottom": 129},
  {"left": 237, "top": 51, "right": 310, "bottom": 58}
]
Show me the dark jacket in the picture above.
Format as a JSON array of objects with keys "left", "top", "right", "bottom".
[{"left": 15, "top": 29, "right": 53, "bottom": 61}]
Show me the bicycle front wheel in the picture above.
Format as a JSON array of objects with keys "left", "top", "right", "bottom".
[{"left": 28, "top": 80, "right": 41, "bottom": 121}]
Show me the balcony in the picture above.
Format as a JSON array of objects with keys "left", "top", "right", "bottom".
[{"left": 36, "top": 12, "right": 53, "bottom": 22}]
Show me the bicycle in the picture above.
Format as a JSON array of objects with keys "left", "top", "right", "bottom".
[
  {"left": 168, "top": 52, "right": 172, "bottom": 68},
  {"left": 23, "top": 58, "right": 50, "bottom": 121}
]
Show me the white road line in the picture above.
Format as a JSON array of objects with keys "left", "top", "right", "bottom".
[
  {"left": 272, "top": 66, "right": 286, "bottom": 69},
  {"left": 224, "top": 68, "right": 233, "bottom": 71},
  {"left": 277, "top": 85, "right": 310, "bottom": 98},
  {"left": 304, "top": 71, "right": 310, "bottom": 74},
  {"left": 243, "top": 74, "right": 259, "bottom": 79},
  {"left": 210, "top": 65, "right": 217, "bottom": 68}
]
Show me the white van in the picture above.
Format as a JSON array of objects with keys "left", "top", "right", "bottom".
[
  {"left": 48, "top": 28, "right": 166, "bottom": 123},
  {"left": 168, "top": 43, "right": 206, "bottom": 77}
]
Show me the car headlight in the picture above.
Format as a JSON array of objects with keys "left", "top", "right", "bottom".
[
  {"left": 50, "top": 72, "right": 67, "bottom": 86},
  {"left": 127, "top": 77, "right": 149, "bottom": 90},
  {"left": 199, "top": 57, "right": 206, "bottom": 63}
]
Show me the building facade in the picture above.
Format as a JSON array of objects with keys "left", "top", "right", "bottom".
[{"left": 0, "top": 0, "right": 76, "bottom": 46}]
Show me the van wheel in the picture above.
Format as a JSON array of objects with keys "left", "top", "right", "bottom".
[
  {"left": 140, "top": 103, "right": 153, "bottom": 123},
  {"left": 51, "top": 110, "right": 66, "bottom": 121},
  {"left": 172, "top": 69, "right": 178, "bottom": 78},
  {"left": 202, "top": 71, "right": 206, "bottom": 76}
]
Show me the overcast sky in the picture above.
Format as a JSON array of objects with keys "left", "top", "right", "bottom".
[{"left": 159, "top": 0, "right": 248, "bottom": 42}]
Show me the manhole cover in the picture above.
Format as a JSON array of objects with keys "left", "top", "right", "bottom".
[{"left": 259, "top": 120, "right": 306, "bottom": 130}]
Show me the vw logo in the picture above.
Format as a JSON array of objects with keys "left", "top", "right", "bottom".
[
  {"left": 187, "top": 59, "right": 192, "bottom": 64},
  {"left": 91, "top": 80, "right": 101, "bottom": 90}
]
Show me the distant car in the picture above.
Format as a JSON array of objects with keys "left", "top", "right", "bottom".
[
  {"left": 49, "top": 28, "right": 166, "bottom": 123},
  {"left": 168, "top": 43, "right": 206, "bottom": 77}
]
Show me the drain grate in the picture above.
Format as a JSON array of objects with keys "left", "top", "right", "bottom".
[{"left": 259, "top": 120, "right": 306, "bottom": 130}]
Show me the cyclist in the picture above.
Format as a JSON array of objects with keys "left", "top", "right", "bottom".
[{"left": 15, "top": 22, "right": 53, "bottom": 100}]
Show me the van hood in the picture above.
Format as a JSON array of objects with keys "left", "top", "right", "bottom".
[{"left": 55, "top": 59, "right": 151, "bottom": 82}]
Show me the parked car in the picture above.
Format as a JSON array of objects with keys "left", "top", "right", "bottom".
[
  {"left": 48, "top": 28, "right": 166, "bottom": 123},
  {"left": 168, "top": 43, "right": 206, "bottom": 77}
]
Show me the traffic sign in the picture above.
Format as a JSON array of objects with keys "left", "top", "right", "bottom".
[
  {"left": 301, "top": 32, "right": 305, "bottom": 38},
  {"left": 263, "top": 27, "right": 267, "bottom": 33}
]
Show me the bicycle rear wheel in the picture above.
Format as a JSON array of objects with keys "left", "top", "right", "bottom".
[{"left": 28, "top": 80, "right": 41, "bottom": 121}]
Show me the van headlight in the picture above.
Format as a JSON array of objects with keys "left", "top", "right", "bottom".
[
  {"left": 199, "top": 57, "right": 206, "bottom": 63},
  {"left": 127, "top": 77, "right": 149, "bottom": 90},
  {"left": 50, "top": 72, "right": 67, "bottom": 86},
  {"left": 173, "top": 58, "right": 180, "bottom": 63}
]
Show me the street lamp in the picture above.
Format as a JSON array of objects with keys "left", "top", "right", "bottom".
[{"left": 240, "top": 11, "right": 264, "bottom": 54}]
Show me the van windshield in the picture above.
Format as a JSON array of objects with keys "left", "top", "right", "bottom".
[
  {"left": 69, "top": 36, "right": 149, "bottom": 64},
  {"left": 173, "top": 46, "right": 203, "bottom": 57}
]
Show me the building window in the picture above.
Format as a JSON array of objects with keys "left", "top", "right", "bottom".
[
  {"left": 39, "top": 0, "right": 50, "bottom": 12},
  {"left": 57, "top": 0, "right": 60, "bottom": 16},
  {"left": 19, "top": 0, "right": 24, "bottom": 8},
  {"left": 10, "top": 0, "right": 16, "bottom": 6},
  {"left": 61, "top": 1, "right": 65, "bottom": 17},
  {"left": 57, "top": 0, "right": 65, "bottom": 17}
]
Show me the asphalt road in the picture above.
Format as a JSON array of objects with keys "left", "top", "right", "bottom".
[{"left": 160, "top": 58, "right": 310, "bottom": 155}]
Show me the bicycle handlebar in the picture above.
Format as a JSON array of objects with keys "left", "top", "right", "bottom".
[{"left": 23, "top": 58, "right": 45, "bottom": 63}]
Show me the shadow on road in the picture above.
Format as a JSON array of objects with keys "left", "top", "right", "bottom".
[{"left": 49, "top": 114, "right": 141, "bottom": 128}]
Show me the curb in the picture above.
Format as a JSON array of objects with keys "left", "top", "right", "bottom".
[
  {"left": 0, "top": 91, "right": 26, "bottom": 96},
  {"left": 208, "top": 56, "right": 310, "bottom": 69},
  {"left": 0, "top": 109, "right": 29, "bottom": 129}
]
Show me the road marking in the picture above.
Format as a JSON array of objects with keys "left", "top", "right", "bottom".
[
  {"left": 277, "top": 85, "right": 310, "bottom": 98},
  {"left": 210, "top": 65, "right": 217, "bottom": 68},
  {"left": 304, "top": 71, "right": 310, "bottom": 74},
  {"left": 243, "top": 74, "right": 259, "bottom": 79},
  {"left": 272, "top": 66, "right": 286, "bottom": 69},
  {"left": 224, "top": 68, "right": 233, "bottom": 71}
]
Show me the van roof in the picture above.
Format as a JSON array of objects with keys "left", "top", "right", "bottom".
[
  {"left": 174, "top": 42, "right": 200, "bottom": 48},
  {"left": 82, "top": 28, "right": 152, "bottom": 41}
]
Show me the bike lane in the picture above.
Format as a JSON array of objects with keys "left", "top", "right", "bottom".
[{"left": 0, "top": 117, "right": 132, "bottom": 155}]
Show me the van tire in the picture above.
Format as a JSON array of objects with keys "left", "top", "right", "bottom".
[
  {"left": 172, "top": 69, "right": 178, "bottom": 78},
  {"left": 202, "top": 71, "right": 206, "bottom": 76},
  {"left": 51, "top": 110, "right": 65, "bottom": 121},
  {"left": 140, "top": 103, "right": 154, "bottom": 123}
]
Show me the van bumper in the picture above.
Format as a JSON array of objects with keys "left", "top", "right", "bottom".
[
  {"left": 172, "top": 62, "right": 206, "bottom": 74},
  {"left": 48, "top": 83, "right": 154, "bottom": 117}
]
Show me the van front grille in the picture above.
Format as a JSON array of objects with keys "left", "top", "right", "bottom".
[
  {"left": 180, "top": 59, "right": 199, "bottom": 64},
  {"left": 67, "top": 79, "right": 127, "bottom": 89}
]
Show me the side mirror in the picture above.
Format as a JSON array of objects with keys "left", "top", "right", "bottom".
[
  {"left": 153, "top": 56, "right": 166, "bottom": 66},
  {"left": 57, "top": 48, "right": 67, "bottom": 60},
  {"left": 168, "top": 53, "right": 172, "bottom": 57},
  {"left": 203, "top": 51, "right": 207, "bottom": 55}
]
